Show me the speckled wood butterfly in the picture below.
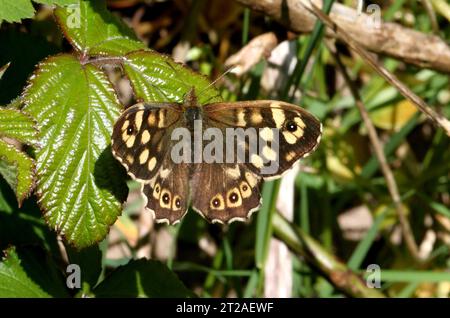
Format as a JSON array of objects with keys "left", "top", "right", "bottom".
[{"left": 111, "top": 88, "right": 322, "bottom": 224}]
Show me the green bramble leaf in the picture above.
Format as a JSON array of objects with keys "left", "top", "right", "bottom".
[
  {"left": 17, "top": 0, "right": 220, "bottom": 249},
  {"left": 0, "top": 90, "right": 37, "bottom": 205},
  {"left": 54, "top": 0, "right": 145, "bottom": 56},
  {"left": 0, "top": 246, "right": 69, "bottom": 297},
  {"left": 0, "top": 0, "right": 78, "bottom": 24},
  {"left": 0, "top": 139, "right": 35, "bottom": 206},
  {"left": 93, "top": 259, "right": 194, "bottom": 298},
  {"left": 22, "top": 54, "right": 127, "bottom": 248},
  {"left": 123, "top": 50, "right": 222, "bottom": 104}
]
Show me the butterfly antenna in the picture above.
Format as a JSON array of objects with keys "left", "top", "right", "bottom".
[{"left": 197, "top": 66, "right": 237, "bottom": 97}]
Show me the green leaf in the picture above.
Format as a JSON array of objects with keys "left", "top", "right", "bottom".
[
  {"left": 0, "top": 140, "right": 35, "bottom": 205},
  {"left": 0, "top": 108, "right": 38, "bottom": 146},
  {"left": 0, "top": 178, "right": 60, "bottom": 253},
  {"left": 0, "top": 0, "right": 78, "bottom": 24},
  {"left": 0, "top": 98, "right": 38, "bottom": 207},
  {"left": 0, "top": 246, "right": 69, "bottom": 297},
  {"left": 123, "top": 50, "right": 222, "bottom": 104},
  {"left": 22, "top": 54, "right": 128, "bottom": 248},
  {"left": 54, "top": 0, "right": 145, "bottom": 56},
  {"left": 37, "top": 0, "right": 78, "bottom": 4},
  {"left": 93, "top": 259, "right": 194, "bottom": 298},
  {"left": 0, "top": 0, "right": 35, "bottom": 24}
]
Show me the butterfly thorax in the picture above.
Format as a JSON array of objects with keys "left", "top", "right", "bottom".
[{"left": 183, "top": 87, "right": 203, "bottom": 130}]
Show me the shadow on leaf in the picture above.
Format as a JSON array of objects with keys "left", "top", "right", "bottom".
[{"left": 94, "top": 145, "right": 129, "bottom": 204}]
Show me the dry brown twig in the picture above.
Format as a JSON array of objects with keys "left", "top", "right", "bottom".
[
  {"left": 234, "top": 0, "right": 450, "bottom": 73},
  {"left": 304, "top": 1, "right": 450, "bottom": 137},
  {"left": 234, "top": 0, "right": 450, "bottom": 137},
  {"left": 225, "top": 32, "right": 278, "bottom": 76},
  {"left": 420, "top": 0, "right": 440, "bottom": 34},
  {"left": 328, "top": 42, "right": 423, "bottom": 262}
]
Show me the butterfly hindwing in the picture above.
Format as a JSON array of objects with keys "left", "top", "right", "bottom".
[
  {"left": 111, "top": 102, "right": 182, "bottom": 182},
  {"left": 142, "top": 160, "right": 190, "bottom": 224},
  {"left": 190, "top": 163, "right": 262, "bottom": 223},
  {"left": 203, "top": 101, "right": 322, "bottom": 179}
]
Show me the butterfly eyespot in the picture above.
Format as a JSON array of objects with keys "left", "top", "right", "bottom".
[
  {"left": 229, "top": 192, "right": 239, "bottom": 203},
  {"left": 212, "top": 198, "right": 220, "bottom": 207},
  {"left": 285, "top": 120, "right": 297, "bottom": 132},
  {"left": 175, "top": 198, "right": 181, "bottom": 208},
  {"left": 155, "top": 185, "right": 160, "bottom": 193},
  {"left": 126, "top": 126, "right": 134, "bottom": 135},
  {"left": 242, "top": 185, "right": 248, "bottom": 191},
  {"left": 162, "top": 193, "right": 170, "bottom": 204}
]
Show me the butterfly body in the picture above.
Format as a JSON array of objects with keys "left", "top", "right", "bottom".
[{"left": 112, "top": 88, "right": 322, "bottom": 224}]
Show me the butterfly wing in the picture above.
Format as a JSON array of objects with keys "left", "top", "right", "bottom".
[
  {"left": 142, "top": 161, "right": 190, "bottom": 224},
  {"left": 202, "top": 101, "right": 322, "bottom": 179},
  {"left": 190, "top": 163, "right": 262, "bottom": 224},
  {"left": 112, "top": 102, "right": 191, "bottom": 224},
  {"left": 111, "top": 102, "right": 182, "bottom": 182}
]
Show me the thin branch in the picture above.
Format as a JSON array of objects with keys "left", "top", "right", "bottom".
[
  {"left": 421, "top": 0, "right": 440, "bottom": 34},
  {"left": 328, "top": 42, "right": 423, "bottom": 262},
  {"left": 272, "top": 212, "right": 386, "bottom": 298},
  {"left": 305, "top": 1, "right": 450, "bottom": 137},
  {"left": 234, "top": 0, "right": 450, "bottom": 73}
]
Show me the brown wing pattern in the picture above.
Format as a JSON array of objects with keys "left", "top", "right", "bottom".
[
  {"left": 190, "top": 163, "right": 262, "bottom": 224},
  {"left": 111, "top": 102, "right": 182, "bottom": 182},
  {"left": 142, "top": 160, "right": 190, "bottom": 225},
  {"left": 203, "top": 101, "right": 322, "bottom": 179}
]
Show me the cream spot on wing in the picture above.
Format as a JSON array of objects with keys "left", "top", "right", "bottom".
[
  {"left": 251, "top": 109, "right": 263, "bottom": 124},
  {"left": 210, "top": 194, "right": 225, "bottom": 210},
  {"left": 126, "top": 135, "right": 136, "bottom": 148},
  {"left": 293, "top": 127, "right": 304, "bottom": 138},
  {"left": 172, "top": 195, "right": 182, "bottom": 211},
  {"left": 160, "top": 167, "right": 170, "bottom": 178},
  {"left": 160, "top": 189, "right": 171, "bottom": 209},
  {"left": 153, "top": 183, "right": 161, "bottom": 199},
  {"left": 271, "top": 106, "right": 285, "bottom": 128},
  {"left": 121, "top": 120, "right": 130, "bottom": 132},
  {"left": 294, "top": 116, "right": 306, "bottom": 129},
  {"left": 135, "top": 111, "right": 144, "bottom": 131},
  {"left": 158, "top": 110, "right": 165, "bottom": 128},
  {"left": 239, "top": 181, "right": 252, "bottom": 198},
  {"left": 237, "top": 109, "right": 246, "bottom": 126},
  {"left": 126, "top": 155, "right": 134, "bottom": 164},
  {"left": 282, "top": 131, "right": 297, "bottom": 144},
  {"left": 122, "top": 130, "right": 129, "bottom": 142},
  {"left": 226, "top": 188, "right": 242, "bottom": 207},
  {"left": 245, "top": 172, "right": 259, "bottom": 187},
  {"left": 148, "top": 112, "right": 156, "bottom": 126},
  {"left": 286, "top": 151, "right": 296, "bottom": 162},
  {"left": 148, "top": 157, "right": 157, "bottom": 171},
  {"left": 259, "top": 127, "right": 274, "bottom": 141},
  {"left": 288, "top": 117, "right": 305, "bottom": 138},
  {"left": 262, "top": 145, "right": 277, "bottom": 161},
  {"left": 141, "top": 130, "right": 151, "bottom": 144},
  {"left": 139, "top": 149, "right": 149, "bottom": 164},
  {"left": 251, "top": 154, "right": 264, "bottom": 168},
  {"left": 226, "top": 165, "right": 241, "bottom": 179}
]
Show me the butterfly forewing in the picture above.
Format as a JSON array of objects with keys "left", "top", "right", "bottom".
[
  {"left": 111, "top": 102, "right": 182, "bottom": 182},
  {"left": 203, "top": 101, "right": 322, "bottom": 179}
]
